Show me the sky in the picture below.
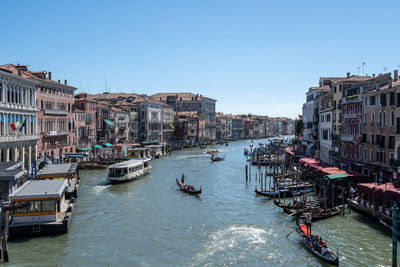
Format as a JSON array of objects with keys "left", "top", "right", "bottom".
[{"left": 1, "top": 0, "right": 400, "bottom": 118}]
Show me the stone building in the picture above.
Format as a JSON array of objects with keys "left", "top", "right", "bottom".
[
  {"left": 318, "top": 92, "right": 333, "bottom": 163},
  {"left": 151, "top": 93, "right": 217, "bottom": 141},
  {"left": 74, "top": 93, "right": 97, "bottom": 149},
  {"left": 0, "top": 65, "right": 39, "bottom": 173}
]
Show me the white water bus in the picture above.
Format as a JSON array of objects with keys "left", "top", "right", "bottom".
[{"left": 107, "top": 158, "right": 151, "bottom": 183}]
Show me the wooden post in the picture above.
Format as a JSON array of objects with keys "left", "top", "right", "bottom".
[
  {"left": 392, "top": 203, "right": 398, "bottom": 267},
  {"left": 245, "top": 165, "right": 248, "bottom": 182},
  {"left": 249, "top": 163, "right": 251, "bottom": 182},
  {"left": 342, "top": 186, "right": 345, "bottom": 216},
  {"left": 332, "top": 183, "right": 335, "bottom": 208}
]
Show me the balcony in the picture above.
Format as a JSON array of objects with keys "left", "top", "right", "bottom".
[
  {"left": 343, "top": 113, "right": 357, "bottom": 119},
  {"left": 43, "top": 130, "right": 70, "bottom": 137},
  {"left": 0, "top": 102, "right": 37, "bottom": 112},
  {"left": 0, "top": 134, "right": 40, "bottom": 143},
  {"left": 341, "top": 134, "right": 355, "bottom": 142},
  {"left": 342, "top": 94, "right": 362, "bottom": 104},
  {"left": 43, "top": 109, "right": 68, "bottom": 115}
]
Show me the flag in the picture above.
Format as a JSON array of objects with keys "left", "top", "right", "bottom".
[
  {"left": 19, "top": 117, "right": 27, "bottom": 131},
  {"left": 10, "top": 123, "right": 17, "bottom": 131},
  {"left": 170, "top": 123, "right": 174, "bottom": 129}
]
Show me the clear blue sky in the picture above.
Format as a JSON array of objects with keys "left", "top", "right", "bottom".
[{"left": 1, "top": 0, "right": 399, "bottom": 118}]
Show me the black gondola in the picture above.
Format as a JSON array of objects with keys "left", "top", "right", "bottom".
[
  {"left": 295, "top": 220, "right": 339, "bottom": 266},
  {"left": 176, "top": 179, "right": 202, "bottom": 195},
  {"left": 211, "top": 154, "right": 226, "bottom": 162},
  {"left": 299, "top": 204, "right": 347, "bottom": 221}
]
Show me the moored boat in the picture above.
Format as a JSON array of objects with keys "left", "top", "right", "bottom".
[
  {"left": 107, "top": 158, "right": 151, "bottom": 183},
  {"left": 176, "top": 179, "right": 202, "bottom": 195},
  {"left": 295, "top": 220, "right": 339, "bottom": 266}
]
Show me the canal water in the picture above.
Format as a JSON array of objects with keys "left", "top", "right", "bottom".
[{"left": 5, "top": 139, "right": 393, "bottom": 266}]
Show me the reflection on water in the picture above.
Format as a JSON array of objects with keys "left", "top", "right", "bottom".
[{"left": 4, "top": 139, "right": 393, "bottom": 266}]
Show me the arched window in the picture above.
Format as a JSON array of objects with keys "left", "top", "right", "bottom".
[
  {"left": 41, "top": 100, "right": 43, "bottom": 110},
  {"left": 379, "top": 112, "right": 382, "bottom": 126},
  {"left": 364, "top": 113, "right": 366, "bottom": 125},
  {"left": 372, "top": 112, "right": 375, "bottom": 125}
]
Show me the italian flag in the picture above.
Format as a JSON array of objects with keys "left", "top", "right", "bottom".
[{"left": 11, "top": 117, "right": 25, "bottom": 131}]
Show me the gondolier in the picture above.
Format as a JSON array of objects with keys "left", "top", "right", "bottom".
[
  {"left": 181, "top": 173, "right": 185, "bottom": 184},
  {"left": 305, "top": 212, "right": 312, "bottom": 236}
]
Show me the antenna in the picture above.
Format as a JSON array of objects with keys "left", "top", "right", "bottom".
[
  {"left": 384, "top": 66, "right": 387, "bottom": 73},
  {"left": 362, "top": 62, "right": 366, "bottom": 76},
  {"left": 105, "top": 73, "right": 108, "bottom": 93},
  {"left": 357, "top": 67, "right": 360, "bottom": 76}
]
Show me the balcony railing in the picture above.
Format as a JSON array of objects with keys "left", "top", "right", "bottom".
[
  {"left": 44, "top": 109, "right": 68, "bottom": 115},
  {"left": 43, "top": 130, "right": 70, "bottom": 137},
  {"left": 342, "top": 94, "right": 362, "bottom": 104},
  {"left": 341, "top": 134, "right": 355, "bottom": 142},
  {"left": 0, "top": 102, "right": 37, "bottom": 112},
  {"left": 0, "top": 134, "right": 40, "bottom": 143}
]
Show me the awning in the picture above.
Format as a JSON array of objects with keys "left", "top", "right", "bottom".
[
  {"left": 63, "top": 153, "right": 89, "bottom": 157},
  {"left": 325, "top": 173, "right": 348, "bottom": 180},
  {"left": 104, "top": 143, "right": 113, "bottom": 147},
  {"left": 93, "top": 145, "right": 102, "bottom": 149},
  {"left": 104, "top": 119, "right": 113, "bottom": 125},
  {"left": 78, "top": 147, "right": 92, "bottom": 151}
]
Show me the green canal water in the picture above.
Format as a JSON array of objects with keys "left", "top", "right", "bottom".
[{"left": 5, "top": 139, "right": 394, "bottom": 266}]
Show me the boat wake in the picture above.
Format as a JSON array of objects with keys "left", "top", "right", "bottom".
[
  {"left": 191, "top": 225, "right": 278, "bottom": 266},
  {"left": 93, "top": 184, "right": 111, "bottom": 194}
]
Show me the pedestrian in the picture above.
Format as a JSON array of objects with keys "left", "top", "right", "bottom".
[
  {"left": 305, "top": 212, "right": 312, "bottom": 236},
  {"left": 181, "top": 173, "right": 185, "bottom": 184}
]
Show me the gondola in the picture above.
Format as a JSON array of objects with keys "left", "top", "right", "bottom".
[
  {"left": 199, "top": 143, "right": 207, "bottom": 149},
  {"left": 176, "top": 179, "right": 202, "bottom": 195},
  {"left": 295, "top": 220, "right": 339, "bottom": 266},
  {"left": 254, "top": 187, "right": 293, "bottom": 198},
  {"left": 299, "top": 204, "right": 347, "bottom": 221},
  {"left": 211, "top": 154, "right": 226, "bottom": 162}
]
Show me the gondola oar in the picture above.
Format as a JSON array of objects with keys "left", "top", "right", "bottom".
[{"left": 286, "top": 227, "right": 296, "bottom": 238}]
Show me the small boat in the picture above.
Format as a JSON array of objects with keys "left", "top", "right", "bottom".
[
  {"left": 299, "top": 204, "right": 347, "bottom": 221},
  {"left": 199, "top": 143, "right": 208, "bottom": 149},
  {"left": 295, "top": 220, "right": 339, "bottom": 266},
  {"left": 107, "top": 158, "right": 151, "bottom": 183},
  {"left": 207, "top": 150, "right": 219, "bottom": 155},
  {"left": 79, "top": 162, "right": 107, "bottom": 170},
  {"left": 176, "top": 179, "right": 202, "bottom": 194},
  {"left": 211, "top": 154, "right": 226, "bottom": 162}
]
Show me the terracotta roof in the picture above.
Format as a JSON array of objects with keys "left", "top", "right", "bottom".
[
  {"left": 150, "top": 92, "right": 215, "bottom": 101},
  {"left": 86, "top": 93, "right": 146, "bottom": 100},
  {"left": 0, "top": 64, "right": 76, "bottom": 89}
]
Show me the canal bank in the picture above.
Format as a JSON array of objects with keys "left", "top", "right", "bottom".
[{"left": 4, "top": 139, "right": 394, "bottom": 266}]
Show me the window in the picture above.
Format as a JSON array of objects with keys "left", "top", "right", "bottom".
[
  {"left": 379, "top": 112, "right": 382, "bottom": 126},
  {"left": 383, "top": 112, "right": 386, "bottom": 126},
  {"left": 364, "top": 113, "right": 367, "bottom": 125},
  {"left": 371, "top": 134, "right": 374, "bottom": 144},
  {"left": 370, "top": 150, "right": 373, "bottom": 161},
  {"left": 390, "top": 92, "right": 395, "bottom": 105},
  {"left": 371, "top": 112, "right": 375, "bottom": 125},
  {"left": 41, "top": 199, "right": 56, "bottom": 212},
  {"left": 362, "top": 134, "right": 367, "bottom": 143},
  {"left": 392, "top": 111, "right": 395, "bottom": 126},
  {"left": 397, "top": 117, "right": 400, "bottom": 134},
  {"left": 369, "top": 95, "right": 375, "bottom": 106},
  {"left": 380, "top": 93, "right": 387, "bottom": 106},
  {"left": 389, "top": 136, "right": 395, "bottom": 149},
  {"left": 364, "top": 97, "right": 367, "bottom": 106},
  {"left": 397, "top": 93, "right": 400, "bottom": 107},
  {"left": 327, "top": 114, "right": 331, "bottom": 122}
]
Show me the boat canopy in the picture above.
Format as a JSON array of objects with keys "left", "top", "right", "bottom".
[
  {"left": 324, "top": 173, "right": 348, "bottom": 180},
  {"left": 9, "top": 179, "right": 68, "bottom": 200},
  {"left": 77, "top": 147, "right": 92, "bottom": 151},
  {"left": 103, "top": 143, "right": 113, "bottom": 147},
  {"left": 104, "top": 119, "right": 113, "bottom": 125},
  {"left": 93, "top": 145, "right": 102, "bottom": 149}
]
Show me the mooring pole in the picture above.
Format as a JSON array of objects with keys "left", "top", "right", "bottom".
[
  {"left": 393, "top": 203, "right": 398, "bottom": 267},
  {"left": 245, "top": 165, "right": 248, "bottom": 182}
]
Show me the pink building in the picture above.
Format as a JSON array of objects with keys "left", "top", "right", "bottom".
[{"left": 35, "top": 72, "right": 76, "bottom": 162}]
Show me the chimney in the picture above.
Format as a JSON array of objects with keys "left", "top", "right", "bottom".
[
  {"left": 64, "top": 80, "right": 67, "bottom": 85},
  {"left": 376, "top": 81, "right": 379, "bottom": 90},
  {"left": 58, "top": 80, "right": 60, "bottom": 83},
  {"left": 48, "top": 72, "right": 52, "bottom": 80},
  {"left": 346, "top": 72, "right": 350, "bottom": 78},
  {"left": 17, "top": 68, "right": 22, "bottom": 76},
  {"left": 388, "top": 77, "right": 393, "bottom": 89},
  {"left": 373, "top": 74, "right": 375, "bottom": 77},
  {"left": 394, "top": 70, "right": 398, "bottom": 82}
]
